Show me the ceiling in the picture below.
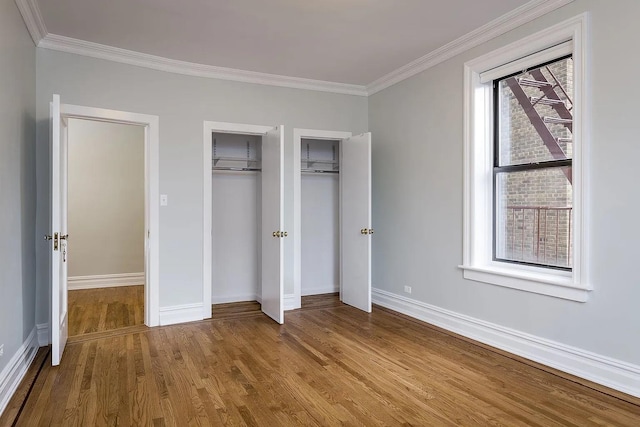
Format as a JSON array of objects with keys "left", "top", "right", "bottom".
[{"left": 35, "top": 0, "right": 532, "bottom": 86}]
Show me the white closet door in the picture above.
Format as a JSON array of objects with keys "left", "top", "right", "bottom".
[
  {"left": 340, "top": 133, "right": 372, "bottom": 312},
  {"left": 50, "top": 94, "right": 69, "bottom": 365},
  {"left": 261, "top": 126, "right": 284, "bottom": 324}
]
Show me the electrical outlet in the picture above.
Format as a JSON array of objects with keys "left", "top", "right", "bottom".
[
  {"left": 404, "top": 285, "right": 412, "bottom": 294},
  {"left": 0, "top": 344, "right": 4, "bottom": 357}
]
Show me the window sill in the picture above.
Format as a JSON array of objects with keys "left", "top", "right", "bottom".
[{"left": 458, "top": 264, "right": 591, "bottom": 302}]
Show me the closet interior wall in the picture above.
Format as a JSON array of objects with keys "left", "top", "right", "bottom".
[
  {"left": 301, "top": 138, "right": 340, "bottom": 296},
  {"left": 211, "top": 132, "right": 262, "bottom": 303}
]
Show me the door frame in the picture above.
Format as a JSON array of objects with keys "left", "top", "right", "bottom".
[
  {"left": 60, "top": 103, "right": 160, "bottom": 327},
  {"left": 202, "top": 121, "right": 274, "bottom": 319},
  {"left": 292, "top": 128, "right": 352, "bottom": 310}
]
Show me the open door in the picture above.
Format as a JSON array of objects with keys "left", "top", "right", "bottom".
[
  {"left": 340, "top": 133, "right": 372, "bottom": 312},
  {"left": 50, "top": 94, "right": 69, "bottom": 365},
  {"left": 261, "top": 126, "right": 285, "bottom": 323}
]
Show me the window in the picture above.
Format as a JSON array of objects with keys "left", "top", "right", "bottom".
[
  {"left": 494, "top": 55, "right": 573, "bottom": 270},
  {"left": 461, "top": 14, "right": 590, "bottom": 302}
]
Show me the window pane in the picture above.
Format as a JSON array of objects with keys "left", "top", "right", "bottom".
[
  {"left": 495, "top": 167, "right": 572, "bottom": 268},
  {"left": 498, "top": 57, "right": 573, "bottom": 167}
]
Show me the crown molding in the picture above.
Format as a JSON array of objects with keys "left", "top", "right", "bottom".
[
  {"left": 37, "top": 33, "right": 368, "bottom": 97},
  {"left": 366, "top": 0, "right": 575, "bottom": 95},
  {"left": 14, "top": 0, "right": 47, "bottom": 45},
  {"left": 22, "top": 0, "right": 572, "bottom": 97}
]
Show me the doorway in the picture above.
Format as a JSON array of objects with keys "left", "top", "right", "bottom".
[
  {"left": 66, "top": 118, "right": 145, "bottom": 337},
  {"left": 49, "top": 94, "right": 160, "bottom": 365}
]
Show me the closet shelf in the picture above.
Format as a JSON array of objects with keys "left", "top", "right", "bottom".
[{"left": 301, "top": 169, "right": 339, "bottom": 174}]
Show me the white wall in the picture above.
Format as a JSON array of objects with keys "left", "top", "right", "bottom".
[
  {"left": 212, "top": 172, "right": 260, "bottom": 302},
  {"left": 301, "top": 174, "right": 339, "bottom": 295},
  {"left": 35, "top": 50, "right": 368, "bottom": 324},
  {"left": 0, "top": 0, "right": 37, "bottom": 407},
  {"left": 67, "top": 119, "right": 144, "bottom": 278},
  {"left": 368, "top": 0, "right": 640, "bottom": 369}
]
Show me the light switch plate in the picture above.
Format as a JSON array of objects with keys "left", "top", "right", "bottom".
[{"left": 160, "top": 194, "right": 168, "bottom": 206}]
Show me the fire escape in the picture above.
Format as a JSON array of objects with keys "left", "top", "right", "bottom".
[{"left": 504, "top": 66, "right": 573, "bottom": 182}]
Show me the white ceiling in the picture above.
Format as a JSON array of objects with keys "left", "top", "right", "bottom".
[{"left": 36, "top": 0, "right": 531, "bottom": 86}]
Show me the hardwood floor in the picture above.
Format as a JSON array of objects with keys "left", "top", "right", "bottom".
[
  {"left": 68, "top": 285, "right": 144, "bottom": 337},
  {"left": 5, "top": 295, "right": 640, "bottom": 426}
]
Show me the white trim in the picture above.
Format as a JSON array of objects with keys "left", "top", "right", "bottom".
[
  {"left": 36, "top": 323, "right": 49, "bottom": 346},
  {"left": 284, "top": 293, "right": 298, "bottom": 311},
  {"left": 460, "top": 13, "right": 590, "bottom": 301},
  {"left": 203, "top": 121, "right": 275, "bottom": 320},
  {"left": 37, "top": 34, "right": 367, "bottom": 97},
  {"left": 367, "top": 0, "right": 575, "bottom": 95},
  {"left": 68, "top": 272, "right": 145, "bottom": 290},
  {"left": 373, "top": 289, "right": 640, "bottom": 399},
  {"left": 14, "top": 0, "right": 47, "bottom": 45},
  {"left": 159, "top": 303, "right": 204, "bottom": 326},
  {"left": 18, "top": 0, "right": 572, "bottom": 97},
  {"left": 293, "top": 128, "right": 353, "bottom": 310},
  {"left": 60, "top": 103, "right": 160, "bottom": 327},
  {"left": 302, "top": 286, "right": 340, "bottom": 297},
  {"left": 0, "top": 327, "right": 39, "bottom": 417},
  {"left": 212, "top": 294, "right": 259, "bottom": 305}
]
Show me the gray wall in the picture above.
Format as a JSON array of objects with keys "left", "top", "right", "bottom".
[
  {"left": 368, "top": 0, "right": 640, "bottom": 365},
  {"left": 35, "top": 50, "right": 368, "bottom": 324},
  {"left": 0, "top": 0, "right": 36, "bottom": 372},
  {"left": 67, "top": 119, "right": 145, "bottom": 277}
]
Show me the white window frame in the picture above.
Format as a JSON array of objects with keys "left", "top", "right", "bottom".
[{"left": 460, "top": 13, "right": 591, "bottom": 302}]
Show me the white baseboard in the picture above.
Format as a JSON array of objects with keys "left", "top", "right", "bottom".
[
  {"left": 159, "top": 303, "right": 204, "bottom": 326},
  {"left": 284, "top": 293, "right": 299, "bottom": 311},
  {"left": 372, "top": 288, "right": 640, "bottom": 399},
  {"left": 302, "top": 285, "right": 339, "bottom": 297},
  {"left": 0, "top": 327, "right": 39, "bottom": 417},
  {"left": 212, "top": 293, "right": 258, "bottom": 305},
  {"left": 68, "top": 272, "right": 145, "bottom": 290},
  {"left": 36, "top": 323, "right": 49, "bottom": 346}
]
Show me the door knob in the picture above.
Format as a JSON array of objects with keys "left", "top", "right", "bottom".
[
  {"left": 283, "top": 231, "right": 288, "bottom": 237},
  {"left": 44, "top": 234, "right": 52, "bottom": 241},
  {"left": 60, "top": 234, "right": 69, "bottom": 240},
  {"left": 368, "top": 229, "right": 374, "bottom": 235},
  {"left": 273, "top": 231, "right": 281, "bottom": 238}
]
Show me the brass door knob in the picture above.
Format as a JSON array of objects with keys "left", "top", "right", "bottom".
[{"left": 44, "top": 234, "right": 52, "bottom": 241}]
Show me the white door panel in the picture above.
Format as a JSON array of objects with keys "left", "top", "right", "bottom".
[
  {"left": 261, "top": 126, "right": 284, "bottom": 324},
  {"left": 51, "top": 94, "right": 69, "bottom": 365},
  {"left": 341, "top": 133, "right": 372, "bottom": 312}
]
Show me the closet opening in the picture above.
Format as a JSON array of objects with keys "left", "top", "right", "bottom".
[
  {"left": 203, "top": 121, "right": 284, "bottom": 324},
  {"left": 300, "top": 138, "right": 341, "bottom": 297}
]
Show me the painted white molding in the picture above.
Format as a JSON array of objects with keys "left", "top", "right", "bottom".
[
  {"left": 284, "top": 294, "right": 299, "bottom": 311},
  {"left": 68, "top": 272, "right": 145, "bottom": 290},
  {"left": 37, "top": 34, "right": 368, "bottom": 97},
  {"left": 19, "top": 0, "right": 572, "bottom": 97},
  {"left": 302, "top": 286, "right": 340, "bottom": 297},
  {"left": 460, "top": 13, "right": 590, "bottom": 301},
  {"left": 159, "top": 303, "right": 204, "bottom": 326},
  {"left": 0, "top": 327, "right": 39, "bottom": 417},
  {"left": 212, "top": 294, "right": 258, "bottom": 305},
  {"left": 14, "top": 0, "right": 47, "bottom": 45},
  {"left": 373, "top": 288, "right": 640, "bottom": 398},
  {"left": 366, "top": 0, "right": 575, "bottom": 95},
  {"left": 36, "top": 323, "right": 49, "bottom": 347}
]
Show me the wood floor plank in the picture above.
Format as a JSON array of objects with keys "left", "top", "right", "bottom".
[{"left": 10, "top": 294, "right": 640, "bottom": 426}]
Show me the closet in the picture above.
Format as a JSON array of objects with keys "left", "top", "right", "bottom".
[
  {"left": 293, "top": 130, "right": 372, "bottom": 313},
  {"left": 204, "top": 122, "right": 284, "bottom": 324}
]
